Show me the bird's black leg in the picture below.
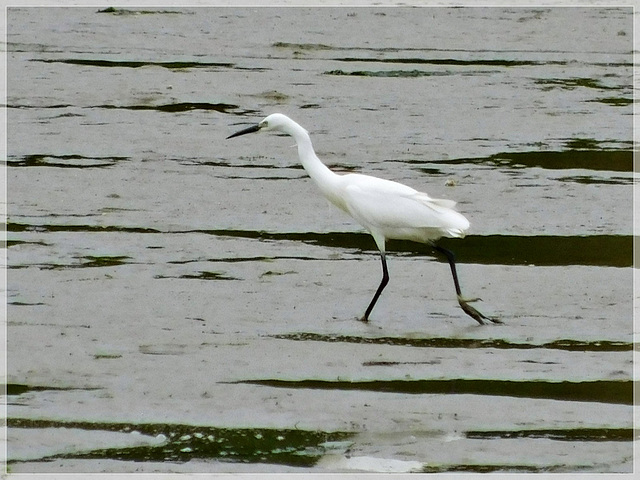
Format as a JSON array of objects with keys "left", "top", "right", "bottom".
[
  {"left": 361, "top": 251, "right": 389, "bottom": 322},
  {"left": 431, "top": 245, "right": 502, "bottom": 325}
]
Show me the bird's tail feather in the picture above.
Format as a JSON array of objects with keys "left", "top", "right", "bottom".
[{"left": 414, "top": 193, "right": 457, "bottom": 210}]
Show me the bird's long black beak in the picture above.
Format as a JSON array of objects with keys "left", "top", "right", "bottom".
[{"left": 226, "top": 123, "right": 261, "bottom": 139}]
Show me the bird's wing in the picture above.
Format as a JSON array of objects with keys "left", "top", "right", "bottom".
[
  {"left": 342, "top": 173, "right": 420, "bottom": 197},
  {"left": 341, "top": 178, "right": 468, "bottom": 236},
  {"left": 413, "top": 192, "right": 457, "bottom": 210},
  {"left": 342, "top": 174, "right": 457, "bottom": 208}
]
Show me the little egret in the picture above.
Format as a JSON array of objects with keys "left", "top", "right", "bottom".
[{"left": 227, "top": 113, "right": 500, "bottom": 325}]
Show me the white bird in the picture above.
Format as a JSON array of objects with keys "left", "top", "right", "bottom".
[{"left": 227, "top": 113, "right": 500, "bottom": 325}]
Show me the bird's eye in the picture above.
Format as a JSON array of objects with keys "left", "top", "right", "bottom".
[{"left": 261, "top": 121, "right": 268, "bottom": 129}]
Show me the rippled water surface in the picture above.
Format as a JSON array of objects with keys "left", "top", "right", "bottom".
[{"left": 5, "top": 6, "right": 635, "bottom": 474}]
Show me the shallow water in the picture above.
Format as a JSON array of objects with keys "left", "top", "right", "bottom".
[{"left": 5, "top": 6, "right": 635, "bottom": 474}]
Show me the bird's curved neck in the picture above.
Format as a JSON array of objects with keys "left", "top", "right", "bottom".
[{"left": 285, "top": 121, "right": 339, "bottom": 194}]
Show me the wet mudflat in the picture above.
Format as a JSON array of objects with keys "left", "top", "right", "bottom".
[{"left": 5, "top": 6, "right": 635, "bottom": 474}]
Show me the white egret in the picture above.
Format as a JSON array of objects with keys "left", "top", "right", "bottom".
[{"left": 227, "top": 113, "right": 500, "bottom": 325}]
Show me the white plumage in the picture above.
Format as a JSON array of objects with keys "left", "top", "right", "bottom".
[{"left": 227, "top": 113, "right": 500, "bottom": 325}]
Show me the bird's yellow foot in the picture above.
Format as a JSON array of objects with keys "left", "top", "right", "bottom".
[{"left": 457, "top": 295, "right": 502, "bottom": 325}]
